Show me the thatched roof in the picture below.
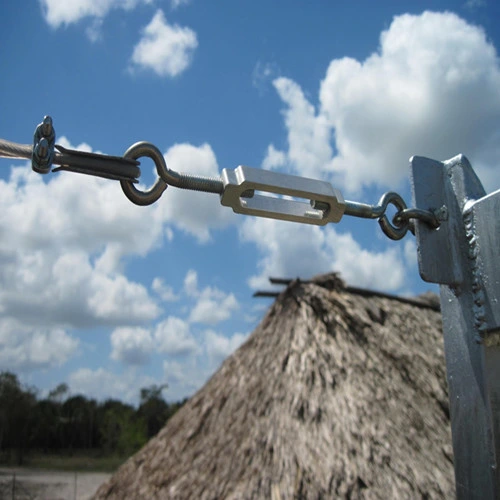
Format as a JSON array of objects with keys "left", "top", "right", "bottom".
[{"left": 94, "top": 273, "right": 454, "bottom": 499}]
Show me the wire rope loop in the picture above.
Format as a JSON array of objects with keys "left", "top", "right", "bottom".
[
  {"left": 377, "top": 192, "right": 409, "bottom": 240},
  {"left": 120, "top": 142, "right": 168, "bottom": 206}
]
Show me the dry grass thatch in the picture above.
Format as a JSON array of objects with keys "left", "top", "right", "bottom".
[{"left": 94, "top": 273, "right": 454, "bottom": 499}]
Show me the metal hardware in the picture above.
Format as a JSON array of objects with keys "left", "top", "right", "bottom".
[
  {"left": 0, "top": 116, "right": 442, "bottom": 236},
  {"left": 345, "top": 192, "right": 411, "bottom": 240},
  {"left": 411, "top": 154, "right": 500, "bottom": 499},
  {"left": 220, "top": 165, "right": 345, "bottom": 225},
  {"left": 53, "top": 144, "right": 140, "bottom": 182},
  {"left": 120, "top": 142, "right": 168, "bottom": 206},
  {"left": 119, "top": 141, "right": 223, "bottom": 206},
  {"left": 32, "top": 116, "right": 55, "bottom": 174},
  {"left": 0, "top": 117, "right": 142, "bottom": 183}
]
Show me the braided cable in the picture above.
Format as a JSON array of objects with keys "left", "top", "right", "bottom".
[{"left": 0, "top": 139, "right": 32, "bottom": 159}]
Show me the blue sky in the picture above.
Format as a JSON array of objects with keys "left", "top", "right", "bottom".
[{"left": 1, "top": 0, "right": 499, "bottom": 404}]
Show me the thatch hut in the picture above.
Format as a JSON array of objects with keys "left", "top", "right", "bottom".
[{"left": 94, "top": 273, "right": 454, "bottom": 499}]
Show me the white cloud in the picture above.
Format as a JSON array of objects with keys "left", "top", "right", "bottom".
[
  {"left": 152, "top": 277, "right": 179, "bottom": 302},
  {"left": 162, "top": 358, "right": 205, "bottom": 400},
  {"left": 240, "top": 217, "right": 406, "bottom": 292},
  {"left": 154, "top": 316, "right": 198, "bottom": 354},
  {"left": 68, "top": 367, "right": 157, "bottom": 404},
  {"left": 262, "top": 144, "right": 286, "bottom": 170},
  {"left": 403, "top": 239, "right": 417, "bottom": 271},
  {"left": 204, "top": 330, "right": 248, "bottom": 364},
  {"left": 252, "top": 61, "right": 280, "bottom": 94},
  {"left": 130, "top": 10, "right": 198, "bottom": 78},
  {"left": 0, "top": 160, "right": 162, "bottom": 328},
  {"left": 110, "top": 327, "right": 154, "bottom": 365},
  {"left": 170, "top": 0, "right": 190, "bottom": 8},
  {"left": 162, "top": 359, "right": 188, "bottom": 385},
  {"left": 270, "top": 77, "right": 333, "bottom": 180},
  {"left": 0, "top": 318, "right": 78, "bottom": 372},
  {"left": 325, "top": 230, "right": 406, "bottom": 291},
  {"left": 267, "top": 11, "right": 500, "bottom": 194},
  {"left": 464, "top": 0, "right": 486, "bottom": 9},
  {"left": 158, "top": 143, "right": 236, "bottom": 241},
  {"left": 183, "top": 269, "right": 199, "bottom": 297},
  {"left": 181, "top": 269, "right": 239, "bottom": 324},
  {"left": 240, "top": 218, "right": 329, "bottom": 289},
  {"left": 0, "top": 137, "right": 235, "bottom": 332},
  {"left": 158, "top": 140, "right": 240, "bottom": 239},
  {"left": 189, "top": 287, "right": 239, "bottom": 325},
  {"left": 40, "top": 0, "right": 153, "bottom": 29},
  {"left": 160, "top": 330, "right": 248, "bottom": 401},
  {"left": 86, "top": 18, "right": 103, "bottom": 42}
]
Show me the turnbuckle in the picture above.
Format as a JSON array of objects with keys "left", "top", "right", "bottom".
[{"left": 220, "top": 166, "right": 345, "bottom": 225}]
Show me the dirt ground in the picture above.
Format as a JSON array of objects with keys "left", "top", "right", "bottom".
[{"left": 0, "top": 467, "right": 110, "bottom": 500}]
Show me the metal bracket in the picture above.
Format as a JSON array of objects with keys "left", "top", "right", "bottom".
[
  {"left": 220, "top": 165, "right": 345, "bottom": 225},
  {"left": 411, "top": 154, "right": 485, "bottom": 285},
  {"left": 411, "top": 154, "right": 500, "bottom": 499}
]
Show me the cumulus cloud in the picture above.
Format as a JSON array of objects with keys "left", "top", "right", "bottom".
[
  {"left": 240, "top": 217, "right": 406, "bottom": 291},
  {"left": 183, "top": 269, "right": 199, "bottom": 297},
  {"left": 189, "top": 287, "right": 239, "bottom": 325},
  {"left": 110, "top": 327, "right": 154, "bottom": 365},
  {"left": 0, "top": 159, "right": 162, "bottom": 329},
  {"left": 252, "top": 61, "right": 281, "bottom": 95},
  {"left": 265, "top": 77, "right": 333, "bottom": 180},
  {"left": 262, "top": 144, "right": 286, "bottom": 171},
  {"left": 160, "top": 330, "right": 248, "bottom": 400},
  {"left": 181, "top": 269, "right": 240, "bottom": 324},
  {"left": 204, "top": 330, "right": 248, "bottom": 364},
  {"left": 154, "top": 316, "right": 198, "bottom": 354},
  {"left": 158, "top": 143, "right": 236, "bottom": 241},
  {"left": 69, "top": 367, "right": 157, "bottom": 404},
  {"left": 266, "top": 11, "right": 500, "bottom": 194},
  {"left": 152, "top": 277, "right": 179, "bottom": 302},
  {"left": 0, "top": 137, "right": 236, "bottom": 332},
  {"left": 162, "top": 359, "right": 206, "bottom": 400},
  {"left": 130, "top": 10, "right": 198, "bottom": 77},
  {"left": 40, "top": 0, "right": 153, "bottom": 29},
  {"left": 170, "top": 0, "right": 190, "bottom": 8},
  {"left": 464, "top": 0, "right": 486, "bottom": 8},
  {"left": 0, "top": 318, "right": 78, "bottom": 372}
]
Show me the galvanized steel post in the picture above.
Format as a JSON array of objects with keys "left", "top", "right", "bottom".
[{"left": 411, "top": 154, "right": 500, "bottom": 499}]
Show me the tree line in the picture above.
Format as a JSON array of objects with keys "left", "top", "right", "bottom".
[{"left": 0, "top": 371, "right": 186, "bottom": 465}]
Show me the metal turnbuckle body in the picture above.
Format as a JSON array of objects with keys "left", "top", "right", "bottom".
[{"left": 220, "top": 166, "right": 346, "bottom": 225}]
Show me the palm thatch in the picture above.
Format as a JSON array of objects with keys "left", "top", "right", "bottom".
[{"left": 94, "top": 273, "right": 454, "bottom": 499}]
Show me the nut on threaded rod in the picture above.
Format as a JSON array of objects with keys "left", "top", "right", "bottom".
[{"left": 32, "top": 116, "right": 55, "bottom": 174}]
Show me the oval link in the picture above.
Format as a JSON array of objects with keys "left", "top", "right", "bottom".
[
  {"left": 120, "top": 142, "right": 168, "bottom": 206},
  {"left": 377, "top": 192, "right": 409, "bottom": 240}
]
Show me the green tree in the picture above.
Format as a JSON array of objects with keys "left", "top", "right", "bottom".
[
  {"left": 99, "top": 399, "right": 147, "bottom": 456},
  {"left": 137, "top": 384, "right": 169, "bottom": 439},
  {"left": 48, "top": 382, "right": 69, "bottom": 403},
  {"left": 0, "top": 372, "right": 36, "bottom": 464},
  {"left": 31, "top": 399, "right": 59, "bottom": 452}
]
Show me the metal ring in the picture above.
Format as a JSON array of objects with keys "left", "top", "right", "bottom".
[
  {"left": 396, "top": 208, "right": 441, "bottom": 229},
  {"left": 377, "top": 192, "right": 409, "bottom": 240},
  {"left": 120, "top": 142, "right": 168, "bottom": 206}
]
